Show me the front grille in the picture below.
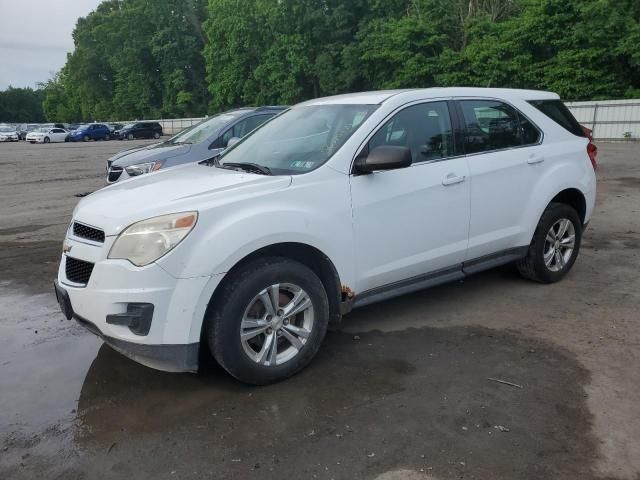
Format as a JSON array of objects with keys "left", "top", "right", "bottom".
[
  {"left": 73, "top": 222, "right": 105, "bottom": 243},
  {"left": 65, "top": 257, "right": 94, "bottom": 285},
  {"left": 108, "top": 166, "right": 123, "bottom": 182}
]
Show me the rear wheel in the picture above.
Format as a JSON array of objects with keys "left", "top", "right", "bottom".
[
  {"left": 206, "top": 257, "right": 329, "bottom": 385},
  {"left": 153, "top": 131, "right": 161, "bottom": 139},
  {"left": 518, "top": 202, "right": 582, "bottom": 283}
]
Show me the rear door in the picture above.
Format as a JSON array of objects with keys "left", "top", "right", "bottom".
[
  {"left": 350, "top": 100, "right": 470, "bottom": 293},
  {"left": 455, "top": 99, "right": 543, "bottom": 260},
  {"left": 51, "top": 128, "right": 66, "bottom": 142}
]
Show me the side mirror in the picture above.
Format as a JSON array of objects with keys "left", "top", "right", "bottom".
[
  {"left": 354, "top": 145, "right": 412, "bottom": 174},
  {"left": 226, "top": 136, "right": 241, "bottom": 148}
]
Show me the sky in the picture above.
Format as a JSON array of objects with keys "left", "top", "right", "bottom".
[{"left": 0, "top": 0, "right": 104, "bottom": 90}]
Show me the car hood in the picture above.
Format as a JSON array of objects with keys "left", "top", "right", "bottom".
[
  {"left": 109, "top": 143, "right": 160, "bottom": 162},
  {"left": 111, "top": 144, "right": 191, "bottom": 167},
  {"left": 73, "top": 163, "right": 292, "bottom": 236}
]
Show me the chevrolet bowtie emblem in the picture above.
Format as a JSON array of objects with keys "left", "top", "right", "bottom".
[{"left": 63, "top": 242, "right": 72, "bottom": 254}]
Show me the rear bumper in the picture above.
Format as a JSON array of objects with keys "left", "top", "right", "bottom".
[{"left": 54, "top": 279, "right": 200, "bottom": 372}]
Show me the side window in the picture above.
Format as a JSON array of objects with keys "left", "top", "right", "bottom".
[
  {"left": 519, "top": 114, "right": 541, "bottom": 145},
  {"left": 220, "top": 127, "right": 234, "bottom": 147},
  {"left": 368, "top": 101, "right": 454, "bottom": 162},
  {"left": 238, "top": 114, "right": 272, "bottom": 136},
  {"left": 459, "top": 100, "right": 534, "bottom": 153},
  {"left": 52, "top": 128, "right": 64, "bottom": 133}
]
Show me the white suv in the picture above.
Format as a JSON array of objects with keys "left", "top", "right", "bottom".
[{"left": 54, "top": 88, "right": 597, "bottom": 384}]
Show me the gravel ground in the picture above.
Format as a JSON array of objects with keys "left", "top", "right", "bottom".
[{"left": 0, "top": 140, "right": 638, "bottom": 480}]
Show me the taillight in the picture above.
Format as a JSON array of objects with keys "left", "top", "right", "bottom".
[
  {"left": 587, "top": 142, "right": 598, "bottom": 171},
  {"left": 581, "top": 125, "right": 597, "bottom": 171}
]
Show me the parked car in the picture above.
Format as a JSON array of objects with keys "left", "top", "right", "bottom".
[
  {"left": 18, "top": 124, "right": 40, "bottom": 140},
  {"left": 106, "top": 107, "right": 285, "bottom": 183},
  {"left": 107, "top": 123, "right": 125, "bottom": 139},
  {"left": 0, "top": 126, "right": 20, "bottom": 142},
  {"left": 26, "top": 127, "right": 69, "bottom": 143},
  {"left": 115, "top": 122, "right": 163, "bottom": 140},
  {"left": 54, "top": 88, "right": 596, "bottom": 384},
  {"left": 67, "top": 123, "right": 111, "bottom": 142}
]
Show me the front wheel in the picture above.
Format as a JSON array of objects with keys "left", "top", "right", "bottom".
[
  {"left": 127, "top": 133, "right": 134, "bottom": 140},
  {"left": 518, "top": 202, "right": 582, "bottom": 283},
  {"left": 206, "top": 257, "right": 329, "bottom": 385},
  {"left": 83, "top": 135, "right": 89, "bottom": 142},
  {"left": 44, "top": 137, "right": 50, "bottom": 143}
]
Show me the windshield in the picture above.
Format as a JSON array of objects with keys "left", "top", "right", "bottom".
[
  {"left": 218, "top": 104, "right": 376, "bottom": 175},
  {"left": 167, "top": 111, "right": 246, "bottom": 145},
  {"left": 0, "top": 127, "right": 14, "bottom": 132},
  {"left": 34, "top": 127, "right": 49, "bottom": 133},
  {"left": 123, "top": 123, "right": 135, "bottom": 129}
]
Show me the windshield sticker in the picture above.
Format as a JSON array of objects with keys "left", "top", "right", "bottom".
[{"left": 291, "top": 161, "right": 316, "bottom": 169}]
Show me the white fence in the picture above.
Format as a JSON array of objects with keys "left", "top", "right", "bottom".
[{"left": 566, "top": 99, "right": 640, "bottom": 141}]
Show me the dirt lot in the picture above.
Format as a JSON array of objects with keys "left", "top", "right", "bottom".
[{"left": 0, "top": 140, "right": 638, "bottom": 480}]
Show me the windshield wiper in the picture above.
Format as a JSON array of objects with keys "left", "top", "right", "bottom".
[{"left": 220, "top": 162, "right": 272, "bottom": 175}]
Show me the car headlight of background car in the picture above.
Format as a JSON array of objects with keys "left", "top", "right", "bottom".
[
  {"left": 124, "top": 160, "right": 165, "bottom": 177},
  {"left": 108, "top": 212, "right": 198, "bottom": 266}
]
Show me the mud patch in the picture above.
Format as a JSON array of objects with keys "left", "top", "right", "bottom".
[
  {"left": 0, "top": 224, "right": 51, "bottom": 236},
  {"left": 614, "top": 176, "right": 640, "bottom": 189},
  {"left": 0, "top": 241, "right": 61, "bottom": 293},
  {"left": 1, "top": 326, "right": 600, "bottom": 480}
]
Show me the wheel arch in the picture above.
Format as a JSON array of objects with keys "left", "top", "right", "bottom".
[
  {"left": 549, "top": 188, "right": 587, "bottom": 225},
  {"left": 202, "top": 242, "right": 344, "bottom": 344}
]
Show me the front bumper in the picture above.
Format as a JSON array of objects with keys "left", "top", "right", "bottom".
[
  {"left": 54, "top": 280, "right": 199, "bottom": 371},
  {"left": 55, "top": 235, "right": 217, "bottom": 372}
]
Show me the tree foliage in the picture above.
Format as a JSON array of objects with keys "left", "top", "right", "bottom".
[
  {"left": 18, "top": 0, "right": 640, "bottom": 122},
  {"left": 0, "top": 87, "right": 45, "bottom": 123}
]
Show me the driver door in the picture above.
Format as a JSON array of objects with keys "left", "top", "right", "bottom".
[{"left": 350, "top": 101, "right": 470, "bottom": 295}]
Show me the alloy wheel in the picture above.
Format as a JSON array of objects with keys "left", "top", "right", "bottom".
[
  {"left": 240, "top": 283, "right": 314, "bottom": 366},
  {"left": 543, "top": 218, "right": 576, "bottom": 272}
]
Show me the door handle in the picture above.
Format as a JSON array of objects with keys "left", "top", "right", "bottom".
[
  {"left": 442, "top": 174, "right": 466, "bottom": 186},
  {"left": 527, "top": 154, "right": 544, "bottom": 164}
]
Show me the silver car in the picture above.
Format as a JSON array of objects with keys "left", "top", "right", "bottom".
[{"left": 106, "top": 106, "right": 285, "bottom": 183}]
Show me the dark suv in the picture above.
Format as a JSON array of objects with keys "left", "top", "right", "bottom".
[{"left": 115, "top": 122, "right": 163, "bottom": 140}]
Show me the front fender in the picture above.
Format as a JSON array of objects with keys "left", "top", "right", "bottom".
[{"left": 157, "top": 169, "right": 354, "bottom": 288}]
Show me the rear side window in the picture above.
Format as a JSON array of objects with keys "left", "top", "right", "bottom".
[
  {"left": 459, "top": 100, "right": 541, "bottom": 154},
  {"left": 528, "top": 100, "right": 585, "bottom": 137}
]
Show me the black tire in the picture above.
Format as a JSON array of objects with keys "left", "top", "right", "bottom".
[
  {"left": 83, "top": 135, "right": 90, "bottom": 142},
  {"left": 153, "top": 132, "right": 160, "bottom": 139},
  {"left": 44, "top": 137, "right": 50, "bottom": 143},
  {"left": 127, "top": 133, "right": 134, "bottom": 140},
  {"left": 206, "top": 257, "right": 329, "bottom": 385},
  {"left": 518, "top": 202, "right": 582, "bottom": 283}
]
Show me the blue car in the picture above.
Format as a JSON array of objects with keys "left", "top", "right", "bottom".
[{"left": 67, "top": 123, "right": 111, "bottom": 142}]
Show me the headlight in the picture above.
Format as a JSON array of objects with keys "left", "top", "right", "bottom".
[
  {"left": 125, "top": 160, "right": 165, "bottom": 177},
  {"left": 108, "top": 212, "right": 198, "bottom": 266}
]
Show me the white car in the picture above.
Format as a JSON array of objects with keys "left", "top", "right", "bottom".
[
  {"left": 26, "top": 127, "right": 68, "bottom": 143},
  {"left": 54, "top": 88, "right": 597, "bottom": 384},
  {"left": 0, "top": 126, "right": 19, "bottom": 142}
]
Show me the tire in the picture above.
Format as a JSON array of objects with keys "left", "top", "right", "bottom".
[
  {"left": 517, "top": 202, "right": 582, "bottom": 283},
  {"left": 153, "top": 132, "right": 160, "bottom": 139},
  {"left": 206, "top": 257, "right": 329, "bottom": 385},
  {"left": 44, "top": 137, "right": 50, "bottom": 143},
  {"left": 127, "top": 133, "right": 134, "bottom": 140},
  {"left": 83, "top": 135, "right": 90, "bottom": 142}
]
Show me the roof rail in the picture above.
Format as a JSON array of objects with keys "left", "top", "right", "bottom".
[{"left": 255, "top": 105, "right": 288, "bottom": 111}]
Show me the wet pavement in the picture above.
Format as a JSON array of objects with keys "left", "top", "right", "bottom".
[{"left": 1, "top": 141, "right": 639, "bottom": 479}]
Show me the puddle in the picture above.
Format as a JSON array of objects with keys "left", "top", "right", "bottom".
[{"left": 1, "top": 302, "right": 600, "bottom": 480}]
